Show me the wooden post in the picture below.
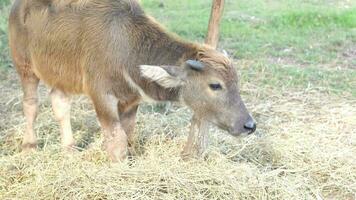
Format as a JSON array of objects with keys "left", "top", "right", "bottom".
[{"left": 205, "top": 0, "right": 225, "bottom": 49}]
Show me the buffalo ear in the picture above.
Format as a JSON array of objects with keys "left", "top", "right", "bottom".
[
  {"left": 186, "top": 60, "right": 204, "bottom": 71},
  {"left": 140, "top": 65, "right": 186, "bottom": 88}
]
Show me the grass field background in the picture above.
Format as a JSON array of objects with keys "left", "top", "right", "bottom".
[{"left": 0, "top": 0, "right": 355, "bottom": 199}]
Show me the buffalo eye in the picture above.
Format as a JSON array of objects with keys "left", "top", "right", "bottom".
[{"left": 209, "top": 83, "right": 223, "bottom": 91}]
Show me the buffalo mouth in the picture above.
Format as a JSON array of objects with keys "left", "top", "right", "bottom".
[
  {"left": 218, "top": 123, "right": 255, "bottom": 136},
  {"left": 211, "top": 121, "right": 242, "bottom": 136},
  {"left": 206, "top": 119, "right": 256, "bottom": 136}
]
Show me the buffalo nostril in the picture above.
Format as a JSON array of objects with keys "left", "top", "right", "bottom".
[{"left": 244, "top": 121, "right": 256, "bottom": 134}]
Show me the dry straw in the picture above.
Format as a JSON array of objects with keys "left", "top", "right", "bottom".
[{"left": 0, "top": 69, "right": 355, "bottom": 199}]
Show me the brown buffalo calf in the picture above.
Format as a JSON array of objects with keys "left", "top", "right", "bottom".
[{"left": 8, "top": 0, "right": 256, "bottom": 161}]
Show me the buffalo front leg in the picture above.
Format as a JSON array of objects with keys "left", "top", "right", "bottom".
[
  {"left": 181, "top": 116, "right": 209, "bottom": 160},
  {"left": 50, "top": 89, "right": 75, "bottom": 150},
  {"left": 119, "top": 104, "right": 138, "bottom": 156},
  {"left": 92, "top": 94, "right": 128, "bottom": 162},
  {"left": 20, "top": 73, "right": 40, "bottom": 152}
]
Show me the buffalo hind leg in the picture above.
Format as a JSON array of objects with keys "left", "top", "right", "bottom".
[
  {"left": 20, "top": 73, "right": 40, "bottom": 152},
  {"left": 20, "top": 71, "right": 40, "bottom": 152},
  {"left": 50, "top": 89, "right": 75, "bottom": 150},
  {"left": 92, "top": 93, "right": 128, "bottom": 162}
]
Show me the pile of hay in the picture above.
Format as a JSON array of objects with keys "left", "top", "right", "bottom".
[{"left": 0, "top": 69, "right": 355, "bottom": 200}]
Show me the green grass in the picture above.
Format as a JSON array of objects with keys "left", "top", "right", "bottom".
[
  {"left": 242, "top": 64, "right": 356, "bottom": 97},
  {"left": 271, "top": 9, "right": 356, "bottom": 28},
  {"left": 0, "top": 0, "right": 10, "bottom": 68}
]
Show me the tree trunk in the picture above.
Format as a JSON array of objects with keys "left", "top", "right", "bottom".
[{"left": 205, "top": 0, "right": 225, "bottom": 49}]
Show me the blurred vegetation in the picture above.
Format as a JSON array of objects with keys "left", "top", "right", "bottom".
[{"left": 0, "top": 0, "right": 10, "bottom": 68}]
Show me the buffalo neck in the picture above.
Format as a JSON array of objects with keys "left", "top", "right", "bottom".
[{"left": 126, "top": 21, "right": 200, "bottom": 102}]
